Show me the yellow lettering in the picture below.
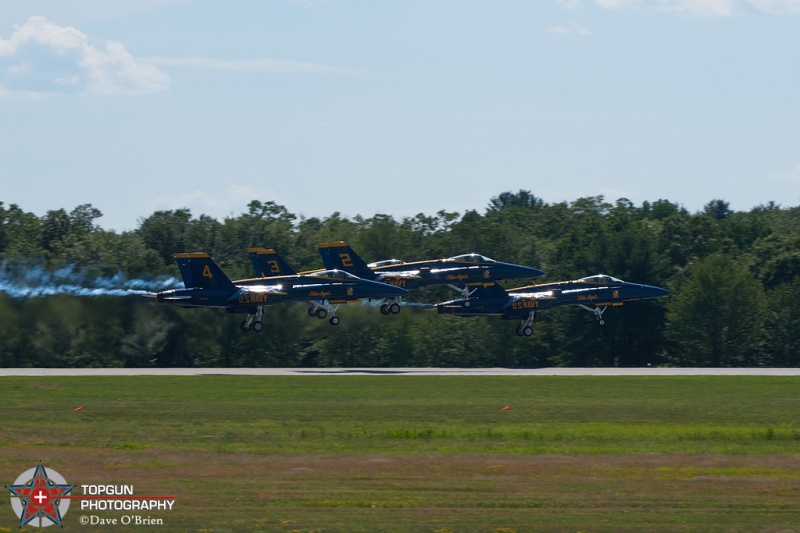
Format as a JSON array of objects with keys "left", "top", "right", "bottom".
[
  {"left": 340, "top": 253, "right": 353, "bottom": 268},
  {"left": 202, "top": 265, "right": 213, "bottom": 279},
  {"left": 309, "top": 290, "right": 333, "bottom": 297},
  {"left": 511, "top": 299, "right": 539, "bottom": 310},
  {"left": 238, "top": 293, "right": 268, "bottom": 304},
  {"left": 268, "top": 260, "right": 280, "bottom": 274}
]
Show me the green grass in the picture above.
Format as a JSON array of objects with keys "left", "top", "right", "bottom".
[{"left": 2, "top": 376, "right": 800, "bottom": 532}]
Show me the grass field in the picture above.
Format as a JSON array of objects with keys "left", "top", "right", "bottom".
[{"left": 2, "top": 375, "right": 800, "bottom": 532}]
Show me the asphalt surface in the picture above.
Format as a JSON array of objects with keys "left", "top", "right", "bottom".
[{"left": 2, "top": 367, "right": 800, "bottom": 376}]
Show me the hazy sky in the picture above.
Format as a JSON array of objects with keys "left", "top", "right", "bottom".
[{"left": 1, "top": 1, "right": 798, "bottom": 231}]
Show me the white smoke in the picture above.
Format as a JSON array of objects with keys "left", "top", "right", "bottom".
[{"left": 0, "top": 263, "right": 181, "bottom": 299}]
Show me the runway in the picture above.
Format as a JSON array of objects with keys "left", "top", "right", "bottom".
[{"left": 2, "top": 367, "right": 800, "bottom": 377}]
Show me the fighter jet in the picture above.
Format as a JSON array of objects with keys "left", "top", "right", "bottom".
[
  {"left": 153, "top": 252, "right": 408, "bottom": 331},
  {"left": 436, "top": 274, "right": 670, "bottom": 337},
  {"left": 317, "top": 241, "right": 544, "bottom": 315}
]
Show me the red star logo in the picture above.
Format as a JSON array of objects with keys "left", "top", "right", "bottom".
[{"left": 8, "top": 464, "right": 73, "bottom": 527}]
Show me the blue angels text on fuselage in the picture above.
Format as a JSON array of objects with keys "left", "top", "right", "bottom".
[
  {"left": 317, "top": 241, "right": 544, "bottom": 315},
  {"left": 153, "top": 252, "right": 407, "bottom": 332},
  {"left": 436, "top": 274, "right": 670, "bottom": 337}
]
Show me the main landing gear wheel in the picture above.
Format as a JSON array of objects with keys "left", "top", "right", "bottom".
[
  {"left": 308, "top": 307, "right": 318, "bottom": 317},
  {"left": 329, "top": 316, "right": 340, "bottom": 326},
  {"left": 598, "top": 319, "right": 605, "bottom": 326},
  {"left": 316, "top": 308, "right": 328, "bottom": 319},
  {"left": 462, "top": 299, "right": 471, "bottom": 308},
  {"left": 241, "top": 321, "right": 251, "bottom": 332},
  {"left": 252, "top": 321, "right": 264, "bottom": 332},
  {"left": 516, "top": 326, "right": 533, "bottom": 337},
  {"left": 381, "top": 302, "right": 402, "bottom": 315}
]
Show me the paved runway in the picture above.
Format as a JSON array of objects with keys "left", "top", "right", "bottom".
[{"left": 2, "top": 367, "right": 800, "bottom": 376}]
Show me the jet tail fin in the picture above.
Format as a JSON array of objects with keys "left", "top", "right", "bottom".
[
  {"left": 247, "top": 247, "right": 298, "bottom": 277},
  {"left": 317, "top": 241, "right": 375, "bottom": 279},
  {"left": 174, "top": 253, "right": 235, "bottom": 290}
]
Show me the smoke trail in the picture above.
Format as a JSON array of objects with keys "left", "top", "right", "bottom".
[{"left": 0, "top": 262, "right": 181, "bottom": 299}]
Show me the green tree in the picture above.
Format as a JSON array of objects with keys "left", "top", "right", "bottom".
[
  {"left": 666, "top": 254, "right": 766, "bottom": 366},
  {"left": 138, "top": 209, "right": 193, "bottom": 265},
  {"left": 764, "top": 281, "right": 800, "bottom": 366}
]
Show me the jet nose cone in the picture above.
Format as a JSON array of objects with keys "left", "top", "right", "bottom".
[
  {"left": 640, "top": 285, "right": 670, "bottom": 299},
  {"left": 522, "top": 266, "right": 545, "bottom": 278},
  {"left": 387, "top": 284, "right": 409, "bottom": 296}
]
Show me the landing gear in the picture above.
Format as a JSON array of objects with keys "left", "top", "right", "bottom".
[
  {"left": 579, "top": 304, "right": 607, "bottom": 326},
  {"left": 379, "top": 299, "right": 402, "bottom": 315},
  {"left": 241, "top": 306, "right": 264, "bottom": 332},
  {"left": 516, "top": 311, "right": 535, "bottom": 337},
  {"left": 308, "top": 301, "right": 340, "bottom": 325},
  {"left": 447, "top": 284, "right": 477, "bottom": 308}
]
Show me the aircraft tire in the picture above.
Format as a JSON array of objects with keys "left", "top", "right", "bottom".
[
  {"left": 317, "top": 308, "right": 328, "bottom": 319},
  {"left": 523, "top": 326, "right": 533, "bottom": 337},
  {"left": 253, "top": 321, "right": 264, "bottom": 332},
  {"left": 516, "top": 326, "right": 524, "bottom": 336},
  {"left": 308, "top": 307, "right": 318, "bottom": 317},
  {"left": 241, "top": 321, "right": 251, "bottom": 332},
  {"left": 598, "top": 319, "right": 605, "bottom": 326},
  {"left": 462, "top": 300, "right": 471, "bottom": 308},
  {"left": 380, "top": 304, "right": 391, "bottom": 315},
  {"left": 389, "top": 303, "right": 401, "bottom": 314},
  {"left": 329, "top": 316, "right": 340, "bottom": 326}
]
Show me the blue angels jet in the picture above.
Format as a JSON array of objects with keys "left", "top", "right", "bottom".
[
  {"left": 317, "top": 241, "right": 544, "bottom": 314},
  {"left": 436, "top": 274, "right": 670, "bottom": 337},
  {"left": 153, "top": 252, "right": 408, "bottom": 331}
]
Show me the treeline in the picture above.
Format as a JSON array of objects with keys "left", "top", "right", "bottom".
[{"left": 1, "top": 192, "right": 798, "bottom": 368}]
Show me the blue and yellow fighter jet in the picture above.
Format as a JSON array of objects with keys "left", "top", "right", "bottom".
[
  {"left": 154, "top": 252, "right": 408, "bottom": 332},
  {"left": 436, "top": 274, "right": 670, "bottom": 337},
  {"left": 317, "top": 241, "right": 544, "bottom": 315}
]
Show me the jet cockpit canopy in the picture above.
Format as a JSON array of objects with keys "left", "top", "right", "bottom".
[
  {"left": 579, "top": 274, "right": 623, "bottom": 284},
  {"left": 368, "top": 259, "right": 404, "bottom": 268},
  {"left": 446, "top": 253, "right": 496, "bottom": 263},
  {"left": 309, "top": 269, "right": 360, "bottom": 280}
]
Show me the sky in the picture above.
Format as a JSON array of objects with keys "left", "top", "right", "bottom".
[{"left": 1, "top": 0, "right": 799, "bottom": 232}]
